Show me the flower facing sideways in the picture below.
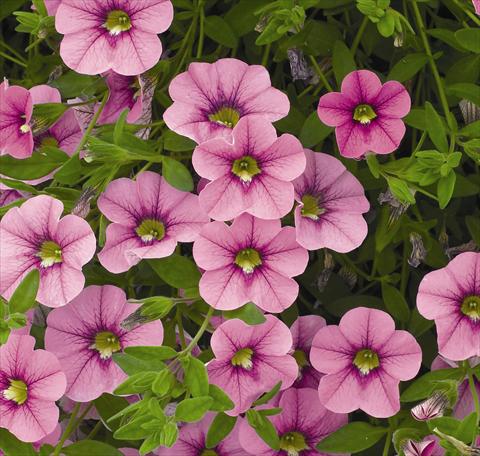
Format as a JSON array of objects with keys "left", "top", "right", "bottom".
[
  {"left": 44, "top": 285, "right": 163, "bottom": 401},
  {"left": 0, "top": 195, "right": 96, "bottom": 307},
  {"left": 207, "top": 316, "right": 298, "bottom": 416},
  {"left": 193, "top": 116, "right": 306, "bottom": 221},
  {"left": 193, "top": 213, "right": 309, "bottom": 312},
  {"left": 163, "top": 58, "right": 290, "bottom": 144},
  {"left": 310, "top": 307, "right": 422, "bottom": 418},
  {"left": 317, "top": 70, "right": 411, "bottom": 158},
  {"left": 0, "top": 335, "right": 66, "bottom": 442}
]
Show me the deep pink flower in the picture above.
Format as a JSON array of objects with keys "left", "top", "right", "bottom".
[
  {"left": 98, "top": 171, "right": 209, "bottom": 273},
  {"left": 417, "top": 251, "right": 480, "bottom": 361},
  {"left": 193, "top": 116, "right": 305, "bottom": 221},
  {"left": 0, "top": 335, "right": 66, "bottom": 442},
  {"left": 239, "top": 388, "right": 348, "bottom": 456},
  {"left": 0, "top": 195, "right": 96, "bottom": 307},
  {"left": 310, "top": 307, "right": 422, "bottom": 418},
  {"left": 163, "top": 58, "right": 290, "bottom": 144},
  {"left": 207, "top": 316, "right": 298, "bottom": 416},
  {"left": 45, "top": 285, "right": 163, "bottom": 401},
  {"left": 0, "top": 81, "right": 34, "bottom": 158},
  {"left": 156, "top": 412, "right": 244, "bottom": 456},
  {"left": 292, "top": 149, "right": 369, "bottom": 252},
  {"left": 0, "top": 189, "right": 24, "bottom": 207},
  {"left": 290, "top": 315, "right": 326, "bottom": 389},
  {"left": 402, "top": 438, "right": 443, "bottom": 456},
  {"left": 56, "top": 0, "right": 174, "bottom": 76},
  {"left": 317, "top": 70, "right": 411, "bottom": 158},
  {"left": 193, "top": 214, "right": 309, "bottom": 312}
]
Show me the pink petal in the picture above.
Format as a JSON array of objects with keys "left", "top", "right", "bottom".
[
  {"left": 27, "top": 350, "right": 67, "bottom": 401},
  {"left": 317, "top": 92, "right": 355, "bottom": 127},
  {"left": 192, "top": 138, "right": 237, "bottom": 180},
  {"left": 193, "top": 221, "right": 236, "bottom": 270},
  {"left": 317, "top": 368, "right": 361, "bottom": 414},
  {"left": 125, "top": 236, "right": 177, "bottom": 262},
  {"left": 231, "top": 116, "right": 278, "bottom": 155},
  {"left": 310, "top": 326, "right": 354, "bottom": 374},
  {"left": 38, "top": 263, "right": 85, "bottom": 307},
  {"left": 29, "top": 85, "right": 61, "bottom": 104},
  {"left": 55, "top": 0, "right": 103, "bottom": 34},
  {"left": 241, "top": 87, "right": 290, "bottom": 122},
  {"left": 360, "top": 372, "right": 400, "bottom": 418},
  {"left": 230, "top": 213, "right": 281, "bottom": 249},
  {"left": 436, "top": 314, "right": 480, "bottom": 361},
  {"left": 335, "top": 122, "right": 369, "bottom": 158},
  {"left": 290, "top": 315, "right": 326, "bottom": 351},
  {"left": 50, "top": 109, "right": 82, "bottom": 154},
  {"left": 130, "top": 0, "right": 174, "bottom": 34},
  {"left": 98, "top": 178, "right": 141, "bottom": 226},
  {"left": 367, "top": 118, "right": 406, "bottom": 155},
  {"left": 340, "top": 70, "right": 383, "bottom": 105},
  {"left": 374, "top": 80, "right": 411, "bottom": 118}
]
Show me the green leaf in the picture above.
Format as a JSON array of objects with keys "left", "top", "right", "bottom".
[
  {"left": 206, "top": 413, "right": 237, "bottom": 448},
  {"left": 149, "top": 254, "right": 200, "bottom": 289},
  {"left": 181, "top": 355, "right": 209, "bottom": 397},
  {"left": 113, "top": 352, "right": 166, "bottom": 376},
  {"left": 446, "top": 83, "right": 480, "bottom": 106},
  {"left": 299, "top": 111, "right": 333, "bottom": 147},
  {"left": 455, "top": 28, "right": 480, "bottom": 53},
  {"left": 332, "top": 40, "right": 356, "bottom": 85},
  {"left": 152, "top": 368, "right": 175, "bottom": 396},
  {"left": 316, "top": 422, "right": 388, "bottom": 453},
  {"left": 113, "top": 371, "right": 158, "bottom": 395},
  {"left": 0, "top": 428, "right": 36, "bottom": 456},
  {"left": 246, "top": 409, "right": 280, "bottom": 450},
  {"left": 162, "top": 156, "right": 194, "bottom": 192},
  {"left": 253, "top": 381, "right": 282, "bottom": 406},
  {"left": 386, "top": 177, "right": 415, "bottom": 204},
  {"left": 223, "top": 302, "right": 266, "bottom": 325},
  {"left": 377, "top": 10, "right": 395, "bottom": 37},
  {"left": 204, "top": 15, "right": 238, "bottom": 48},
  {"left": 124, "top": 345, "right": 178, "bottom": 361},
  {"left": 366, "top": 153, "right": 380, "bottom": 178},
  {"left": 93, "top": 394, "right": 130, "bottom": 432},
  {"left": 113, "top": 109, "right": 129, "bottom": 145},
  {"left": 163, "top": 131, "right": 196, "bottom": 152},
  {"left": 8, "top": 269, "right": 39, "bottom": 313},
  {"left": 387, "top": 53, "right": 429, "bottom": 82},
  {"left": 437, "top": 170, "right": 456, "bottom": 209},
  {"left": 208, "top": 384, "right": 235, "bottom": 412},
  {"left": 62, "top": 441, "right": 122, "bottom": 456},
  {"left": 425, "top": 102, "right": 448, "bottom": 154},
  {"left": 466, "top": 215, "right": 480, "bottom": 246},
  {"left": 175, "top": 397, "right": 213, "bottom": 422},
  {"left": 159, "top": 422, "right": 178, "bottom": 447},
  {"left": 381, "top": 282, "right": 410, "bottom": 322}
]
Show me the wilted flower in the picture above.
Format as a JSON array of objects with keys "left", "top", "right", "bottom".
[
  {"left": 408, "top": 232, "right": 427, "bottom": 268},
  {"left": 287, "top": 48, "right": 313, "bottom": 81},
  {"left": 378, "top": 188, "right": 410, "bottom": 225},
  {"left": 459, "top": 99, "right": 480, "bottom": 124},
  {"left": 411, "top": 391, "right": 449, "bottom": 421},
  {"left": 71, "top": 187, "right": 96, "bottom": 218}
]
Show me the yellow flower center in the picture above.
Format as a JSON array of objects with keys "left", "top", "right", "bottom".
[
  {"left": 19, "top": 123, "right": 30, "bottom": 133},
  {"left": 279, "top": 431, "right": 309, "bottom": 456},
  {"left": 3, "top": 379, "right": 28, "bottom": 405},
  {"left": 37, "top": 240, "right": 62, "bottom": 268},
  {"left": 231, "top": 347, "right": 253, "bottom": 370},
  {"left": 353, "top": 104, "right": 377, "bottom": 125},
  {"left": 91, "top": 331, "right": 121, "bottom": 359},
  {"left": 353, "top": 349, "right": 380, "bottom": 375},
  {"left": 208, "top": 107, "right": 240, "bottom": 128},
  {"left": 104, "top": 10, "right": 132, "bottom": 35},
  {"left": 293, "top": 349, "right": 309, "bottom": 369},
  {"left": 234, "top": 248, "right": 262, "bottom": 274},
  {"left": 300, "top": 194, "right": 325, "bottom": 220},
  {"left": 135, "top": 218, "right": 165, "bottom": 243},
  {"left": 461, "top": 295, "right": 480, "bottom": 322},
  {"left": 231, "top": 156, "right": 261, "bottom": 183}
]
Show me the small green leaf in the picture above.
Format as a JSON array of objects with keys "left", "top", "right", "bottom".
[
  {"left": 113, "top": 109, "right": 129, "bottom": 145},
  {"left": 124, "top": 345, "right": 178, "bottom": 361},
  {"left": 0, "top": 428, "right": 36, "bottom": 456},
  {"left": 206, "top": 413, "right": 237, "bottom": 448},
  {"left": 163, "top": 131, "right": 196, "bottom": 152},
  {"left": 208, "top": 384, "right": 234, "bottom": 412},
  {"left": 425, "top": 102, "right": 448, "bottom": 154},
  {"left": 386, "top": 177, "right": 415, "bottom": 205},
  {"left": 466, "top": 215, "right": 480, "bottom": 246},
  {"left": 223, "top": 302, "right": 266, "bottom": 325},
  {"left": 381, "top": 282, "right": 410, "bottom": 323},
  {"left": 175, "top": 397, "right": 213, "bottom": 422},
  {"left": 437, "top": 170, "right": 456, "bottom": 209},
  {"left": 181, "top": 355, "right": 209, "bottom": 397},
  {"left": 332, "top": 40, "right": 356, "bottom": 85},
  {"left": 455, "top": 28, "right": 480, "bottom": 53},
  {"left": 387, "top": 53, "right": 429, "bottom": 83},
  {"left": 62, "top": 441, "right": 122, "bottom": 456},
  {"left": 299, "top": 112, "right": 332, "bottom": 147},
  {"left": 253, "top": 381, "right": 282, "bottom": 406},
  {"left": 93, "top": 394, "right": 129, "bottom": 432},
  {"left": 204, "top": 15, "right": 238, "bottom": 48},
  {"left": 8, "top": 269, "right": 39, "bottom": 313},
  {"left": 246, "top": 409, "right": 280, "bottom": 450},
  {"left": 162, "top": 156, "right": 194, "bottom": 192},
  {"left": 365, "top": 153, "right": 381, "bottom": 178},
  {"left": 149, "top": 255, "right": 200, "bottom": 289}
]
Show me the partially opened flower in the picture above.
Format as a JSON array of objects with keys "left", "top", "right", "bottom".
[
  {"left": 317, "top": 70, "right": 411, "bottom": 158},
  {"left": 417, "top": 251, "right": 480, "bottom": 361},
  {"left": 239, "top": 388, "right": 347, "bottom": 456},
  {"left": 293, "top": 149, "right": 369, "bottom": 252},
  {"left": 55, "top": 0, "right": 174, "bottom": 76},
  {"left": 156, "top": 412, "right": 244, "bottom": 456},
  {"left": 98, "top": 171, "right": 209, "bottom": 273},
  {"left": 207, "top": 316, "right": 298, "bottom": 416},
  {"left": 193, "top": 116, "right": 305, "bottom": 221},
  {"left": 0, "top": 335, "right": 66, "bottom": 442},
  {"left": 403, "top": 439, "right": 440, "bottom": 456},
  {"left": 163, "top": 58, "right": 290, "bottom": 143},
  {"left": 411, "top": 391, "right": 449, "bottom": 421},
  {"left": 290, "top": 315, "right": 326, "bottom": 389},
  {"left": 193, "top": 214, "right": 309, "bottom": 312},
  {"left": 0, "top": 189, "right": 24, "bottom": 207},
  {"left": 310, "top": 307, "right": 422, "bottom": 418},
  {"left": 0, "top": 195, "right": 96, "bottom": 307},
  {"left": 45, "top": 285, "right": 164, "bottom": 401}
]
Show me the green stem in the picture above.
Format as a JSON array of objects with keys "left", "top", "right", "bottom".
[
  {"left": 176, "top": 306, "right": 187, "bottom": 350},
  {"left": 53, "top": 403, "right": 81, "bottom": 456},
  {"left": 452, "top": 0, "right": 480, "bottom": 26},
  {"left": 308, "top": 56, "right": 334, "bottom": 92},
  {"left": 85, "top": 420, "right": 103, "bottom": 440},
  {"left": 261, "top": 43, "right": 271, "bottom": 67},
  {"left": 351, "top": 16, "right": 369, "bottom": 55},
  {"left": 0, "top": 40, "right": 27, "bottom": 63},
  {"left": 382, "top": 429, "right": 392, "bottom": 456},
  {"left": 196, "top": 0, "right": 205, "bottom": 59},
  {"left": 467, "top": 366, "right": 480, "bottom": 434},
  {"left": 180, "top": 306, "right": 214, "bottom": 355},
  {"left": 0, "top": 50, "right": 27, "bottom": 67}
]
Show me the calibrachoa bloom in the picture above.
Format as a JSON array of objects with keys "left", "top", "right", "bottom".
[
  {"left": 310, "top": 307, "right": 422, "bottom": 418},
  {"left": 317, "top": 70, "right": 411, "bottom": 158},
  {"left": 98, "top": 171, "right": 209, "bottom": 273},
  {"left": 163, "top": 58, "right": 290, "bottom": 144},
  {"left": 474, "top": 0, "right": 480, "bottom": 15},
  {"left": 0, "top": 195, "right": 96, "bottom": 307},
  {"left": 0, "top": 189, "right": 24, "bottom": 207},
  {"left": 193, "top": 213, "right": 309, "bottom": 312},
  {"left": 156, "top": 412, "right": 244, "bottom": 456},
  {"left": 402, "top": 439, "right": 440, "bottom": 456},
  {"left": 292, "top": 149, "right": 370, "bottom": 252},
  {"left": 0, "top": 335, "right": 66, "bottom": 442},
  {"left": 207, "top": 316, "right": 298, "bottom": 416},
  {"left": 192, "top": 116, "right": 306, "bottom": 221},
  {"left": 239, "top": 388, "right": 348, "bottom": 456},
  {"left": 44, "top": 285, "right": 164, "bottom": 401},
  {"left": 55, "top": 0, "right": 174, "bottom": 76},
  {"left": 290, "top": 315, "right": 326, "bottom": 389},
  {"left": 417, "top": 251, "right": 480, "bottom": 361}
]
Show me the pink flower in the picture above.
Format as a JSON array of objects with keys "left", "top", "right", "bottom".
[
  {"left": 193, "top": 116, "right": 305, "bottom": 221},
  {"left": 207, "top": 315, "right": 298, "bottom": 416},
  {"left": 55, "top": 0, "right": 174, "bottom": 76},
  {"left": 163, "top": 58, "right": 290, "bottom": 144},
  {"left": 156, "top": 412, "right": 244, "bottom": 456},
  {"left": 474, "top": 0, "right": 480, "bottom": 15},
  {"left": 411, "top": 391, "right": 449, "bottom": 421},
  {"left": 292, "top": 149, "right": 369, "bottom": 252},
  {"left": 239, "top": 388, "right": 348, "bottom": 456},
  {"left": 417, "top": 251, "right": 480, "bottom": 361},
  {"left": 193, "top": 214, "right": 309, "bottom": 312},
  {"left": 317, "top": 70, "right": 411, "bottom": 158},
  {"left": 0, "top": 81, "right": 34, "bottom": 158},
  {"left": 290, "top": 315, "right": 326, "bottom": 389},
  {"left": 45, "top": 0, "right": 62, "bottom": 15},
  {"left": 0, "top": 335, "right": 66, "bottom": 442},
  {"left": 0, "top": 195, "right": 96, "bottom": 307},
  {"left": 98, "top": 171, "right": 209, "bottom": 273},
  {"left": 310, "top": 307, "right": 422, "bottom": 418},
  {"left": 402, "top": 439, "right": 440, "bottom": 456},
  {"left": 0, "top": 189, "right": 24, "bottom": 207},
  {"left": 44, "top": 285, "right": 163, "bottom": 401}
]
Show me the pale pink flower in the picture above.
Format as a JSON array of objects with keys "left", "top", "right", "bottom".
[
  {"left": 310, "top": 307, "right": 422, "bottom": 418},
  {"left": 44, "top": 285, "right": 163, "bottom": 401},
  {"left": 56, "top": 0, "right": 174, "bottom": 76},
  {"left": 193, "top": 116, "right": 305, "bottom": 221},
  {"left": 0, "top": 335, "right": 66, "bottom": 442},
  {"left": 417, "top": 251, "right": 480, "bottom": 361},
  {"left": 163, "top": 58, "right": 290, "bottom": 144},
  {"left": 292, "top": 149, "right": 369, "bottom": 252},
  {"left": 317, "top": 70, "right": 411, "bottom": 158},
  {"left": 193, "top": 214, "right": 309, "bottom": 312},
  {"left": 474, "top": 0, "right": 480, "bottom": 15},
  {"left": 411, "top": 391, "right": 449, "bottom": 421},
  {"left": 207, "top": 315, "right": 298, "bottom": 416},
  {"left": 0, "top": 195, "right": 96, "bottom": 308},
  {"left": 98, "top": 171, "right": 209, "bottom": 273},
  {"left": 45, "top": 0, "right": 62, "bottom": 15}
]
